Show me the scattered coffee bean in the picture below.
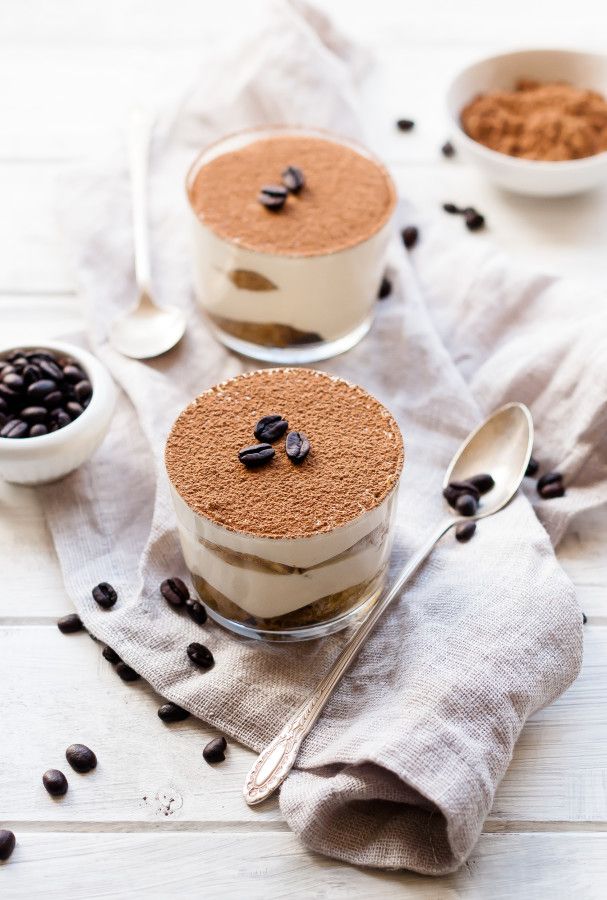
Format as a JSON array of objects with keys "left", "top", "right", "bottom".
[
  {"left": 102, "top": 645, "right": 121, "bottom": 664},
  {"left": 57, "top": 613, "right": 84, "bottom": 634},
  {"left": 1, "top": 419, "right": 27, "bottom": 438},
  {"left": 281, "top": 165, "right": 305, "bottom": 193},
  {"left": 116, "top": 662, "right": 140, "bottom": 682},
  {"left": 42, "top": 769, "right": 68, "bottom": 796},
  {"left": 537, "top": 471, "right": 562, "bottom": 491},
  {"left": 455, "top": 521, "right": 477, "bottom": 542},
  {"left": 285, "top": 430, "right": 311, "bottom": 463},
  {"left": 401, "top": 225, "right": 419, "bottom": 249},
  {"left": 455, "top": 493, "right": 477, "bottom": 516},
  {"left": 92, "top": 582, "right": 117, "bottom": 609},
  {"left": 396, "top": 118, "right": 415, "bottom": 131},
  {"left": 441, "top": 140, "right": 456, "bottom": 158},
  {"left": 0, "top": 829, "right": 16, "bottom": 861},
  {"left": 187, "top": 642, "right": 214, "bottom": 670},
  {"left": 185, "top": 598, "right": 207, "bottom": 625},
  {"left": 160, "top": 577, "right": 190, "bottom": 608},
  {"left": 238, "top": 443, "right": 275, "bottom": 467},
  {"left": 158, "top": 702, "right": 190, "bottom": 723},
  {"left": 538, "top": 479, "right": 565, "bottom": 500},
  {"left": 203, "top": 736, "right": 227, "bottom": 764},
  {"left": 443, "top": 202, "right": 461, "bottom": 214},
  {"left": 525, "top": 455, "right": 540, "bottom": 477},
  {"left": 582, "top": 612, "right": 587, "bottom": 624},
  {"left": 378, "top": 276, "right": 392, "bottom": 299},
  {"left": 65, "top": 743, "right": 97, "bottom": 773},
  {"left": 258, "top": 184, "right": 288, "bottom": 211},
  {"left": 466, "top": 473, "right": 495, "bottom": 494},
  {"left": 254, "top": 414, "right": 288, "bottom": 443},
  {"left": 464, "top": 208, "right": 485, "bottom": 231}
]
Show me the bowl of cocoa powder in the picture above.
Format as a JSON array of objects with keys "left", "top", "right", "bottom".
[{"left": 446, "top": 49, "right": 607, "bottom": 196}]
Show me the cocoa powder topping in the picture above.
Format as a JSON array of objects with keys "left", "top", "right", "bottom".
[
  {"left": 188, "top": 134, "right": 396, "bottom": 256},
  {"left": 165, "top": 369, "right": 404, "bottom": 539}
]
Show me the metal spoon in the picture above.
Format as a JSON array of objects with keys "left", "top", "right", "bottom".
[
  {"left": 109, "top": 109, "right": 186, "bottom": 359},
  {"left": 243, "top": 401, "right": 533, "bottom": 806}
]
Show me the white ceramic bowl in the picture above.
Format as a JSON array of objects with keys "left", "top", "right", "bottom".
[
  {"left": 0, "top": 341, "right": 116, "bottom": 485},
  {"left": 446, "top": 49, "right": 607, "bottom": 197}
]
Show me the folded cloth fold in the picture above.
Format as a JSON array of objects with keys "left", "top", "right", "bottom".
[{"left": 43, "top": 0, "right": 600, "bottom": 874}]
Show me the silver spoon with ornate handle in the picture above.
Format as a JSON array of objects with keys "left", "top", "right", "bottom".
[{"left": 243, "top": 401, "right": 533, "bottom": 806}]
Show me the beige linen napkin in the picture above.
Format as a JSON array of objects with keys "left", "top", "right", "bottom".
[{"left": 43, "top": 0, "right": 605, "bottom": 874}]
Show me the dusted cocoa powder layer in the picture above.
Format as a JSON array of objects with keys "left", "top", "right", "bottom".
[
  {"left": 188, "top": 134, "right": 396, "bottom": 257},
  {"left": 165, "top": 368, "right": 404, "bottom": 539}
]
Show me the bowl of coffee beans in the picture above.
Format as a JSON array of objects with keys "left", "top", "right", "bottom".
[{"left": 0, "top": 341, "right": 116, "bottom": 484}]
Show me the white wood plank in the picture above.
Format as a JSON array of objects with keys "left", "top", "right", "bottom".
[{"left": 2, "top": 831, "right": 607, "bottom": 900}]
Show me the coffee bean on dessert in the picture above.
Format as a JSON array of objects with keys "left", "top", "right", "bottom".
[
  {"left": 396, "top": 118, "right": 415, "bottom": 131},
  {"left": 102, "top": 645, "right": 121, "bottom": 664},
  {"left": 443, "top": 202, "right": 461, "bottom": 214},
  {"left": 27, "top": 379, "right": 57, "bottom": 401},
  {"left": 455, "top": 493, "right": 478, "bottom": 516},
  {"left": 1, "top": 418, "right": 27, "bottom": 438},
  {"left": 185, "top": 598, "right": 207, "bottom": 625},
  {"left": 203, "top": 736, "right": 227, "bottom": 764},
  {"left": 525, "top": 455, "right": 540, "bottom": 477},
  {"left": 158, "top": 702, "right": 190, "bottom": 723},
  {"left": 464, "top": 208, "right": 485, "bottom": 231},
  {"left": 42, "top": 769, "right": 68, "bottom": 796},
  {"left": 187, "top": 642, "right": 214, "bottom": 670},
  {"left": 258, "top": 184, "right": 288, "bottom": 210},
  {"left": 455, "top": 521, "right": 477, "bottom": 543},
  {"left": 254, "top": 414, "right": 288, "bottom": 443},
  {"left": 92, "top": 582, "right": 117, "bottom": 609},
  {"left": 160, "top": 577, "right": 190, "bottom": 608},
  {"left": 441, "top": 140, "right": 456, "bottom": 158},
  {"left": 401, "top": 226, "right": 419, "bottom": 249},
  {"left": 281, "top": 165, "right": 305, "bottom": 193},
  {"left": 466, "top": 473, "right": 495, "bottom": 494},
  {"left": 65, "top": 743, "right": 97, "bottom": 773},
  {"left": 0, "top": 829, "right": 16, "bottom": 861},
  {"left": 538, "top": 479, "right": 565, "bottom": 500},
  {"left": 238, "top": 443, "right": 275, "bottom": 467},
  {"left": 378, "top": 276, "right": 392, "bottom": 299},
  {"left": 286, "top": 430, "right": 311, "bottom": 463},
  {"left": 57, "top": 613, "right": 84, "bottom": 634},
  {"left": 116, "top": 662, "right": 140, "bottom": 682},
  {"left": 74, "top": 380, "right": 92, "bottom": 402}
]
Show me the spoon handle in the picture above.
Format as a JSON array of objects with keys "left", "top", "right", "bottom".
[
  {"left": 127, "top": 108, "right": 154, "bottom": 297},
  {"left": 243, "top": 518, "right": 455, "bottom": 806}
]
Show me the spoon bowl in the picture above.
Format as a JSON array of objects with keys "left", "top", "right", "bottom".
[{"left": 109, "top": 293, "right": 186, "bottom": 360}]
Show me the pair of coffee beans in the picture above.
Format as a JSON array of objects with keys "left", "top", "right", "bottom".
[
  {"left": 42, "top": 744, "right": 97, "bottom": 797},
  {"left": 160, "top": 577, "right": 207, "bottom": 625},
  {"left": 258, "top": 165, "right": 305, "bottom": 210}
]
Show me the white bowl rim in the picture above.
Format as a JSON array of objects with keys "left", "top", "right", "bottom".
[
  {"left": 0, "top": 340, "right": 110, "bottom": 452},
  {"left": 447, "top": 47, "right": 607, "bottom": 171}
]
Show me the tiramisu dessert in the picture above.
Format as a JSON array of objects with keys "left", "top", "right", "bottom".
[
  {"left": 186, "top": 127, "right": 396, "bottom": 364},
  {"left": 165, "top": 368, "right": 404, "bottom": 640}
]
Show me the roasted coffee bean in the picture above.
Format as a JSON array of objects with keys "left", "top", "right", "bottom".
[
  {"left": 258, "top": 184, "right": 288, "bottom": 210},
  {"left": 43, "top": 390, "right": 63, "bottom": 408},
  {"left": 455, "top": 493, "right": 477, "bottom": 516},
  {"left": 187, "top": 642, "right": 214, "bottom": 670},
  {"left": 396, "top": 118, "right": 414, "bottom": 131},
  {"left": 464, "top": 208, "right": 485, "bottom": 231},
  {"left": 0, "top": 829, "right": 16, "bottom": 861},
  {"left": 29, "top": 423, "right": 48, "bottom": 437},
  {"left": 66, "top": 743, "right": 97, "bottom": 773},
  {"left": 102, "top": 645, "right": 121, "bottom": 664},
  {"left": 185, "top": 598, "right": 207, "bottom": 625},
  {"left": 441, "top": 140, "right": 456, "bottom": 158},
  {"left": 62, "top": 364, "right": 87, "bottom": 383},
  {"left": 537, "top": 471, "right": 562, "bottom": 491},
  {"left": 27, "top": 379, "right": 57, "bottom": 401},
  {"left": 37, "top": 358, "right": 64, "bottom": 382},
  {"left": 0, "top": 383, "right": 18, "bottom": 402},
  {"left": 238, "top": 443, "right": 275, "bottom": 467},
  {"left": 466, "top": 473, "right": 495, "bottom": 494},
  {"left": 0, "top": 396, "right": 7, "bottom": 414},
  {"left": 1, "top": 418, "right": 28, "bottom": 438},
  {"left": 538, "top": 479, "right": 565, "bottom": 500},
  {"left": 582, "top": 612, "right": 588, "bottom": 624},
  {"left": 158, "top": 702, "right": 190, "bottom": 723},
  {"left": 447, "top": 479, "right": 481, "bottom": 500},
  {"left": 203, "top": 736, "right": 227, "bottom": 764},
  {"left": 401, "top": 226, "right": 419, "bottom": 249},
  {"left": 0, "top": 413, "right": 8, "bottom": 429},
  {"left": 286, "top": 430, "right": 311, "bottom": 463},
  {"left": 116, "top": 662, "right": 140, "bottom": 682},
  {"left": 92, "top": 582, "right": 117, "bottom": 609},
  {"left": 160, "top": 577, "right": 190, "bottom": 608},
  {"left": 2, "top": 372, "right": 24, "bottom": 390},
  {"left": 455, "top": 521, "right": 477, "bottom": 543},
  {"left": 42, "top": 769, "right": 68, "bottom": 796},
  {"left": 442, "top": 484, "right": 463, "bottom": 508},
  {"left": 22, "top": 363, "right": 41, "bottom": 384},
  {"left": 21, "top": 405, "right": 47, "bottom": 423},
  {"left": 525, "top": 455, "right": 540, "bottom": 477},
  {"left": 57, "top": 613, "right": 84, "bottom": 634},
  {"left": 74, "top": 380, "right": 92, "bottom": 402},
  {"left": 281, "top": 165, "right": 305, "bottom": 193},
  {"left": 378, "top": 276, "right": 392, "bottom": 299},
  {"left": 66, "top": 401, "right": 84, "bottom": 419},
  {"left": 443, "top": 202, "right": 461, "bottom": 214},
  {"left": 254, "top": 414, "right": 288, "bottom": 443}
]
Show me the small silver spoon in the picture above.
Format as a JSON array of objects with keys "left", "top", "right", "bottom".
[
  {"left": 243, "top": 401, "right": 534, "bottom": 806},
  {"left": 109, "top": 109, "right": 186, "bottom": 359}
]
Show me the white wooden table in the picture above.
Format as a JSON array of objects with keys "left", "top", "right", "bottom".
[{"left": 2, "top": 1, "right": 606, "bottom": 896}]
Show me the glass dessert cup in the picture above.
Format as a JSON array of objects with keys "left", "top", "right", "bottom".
[
  {"left": 169, "top": 482, "right": 401, "bottom": 641},
  {"left": 185, "top": 126, "right": 396, "bottom": 364}
]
